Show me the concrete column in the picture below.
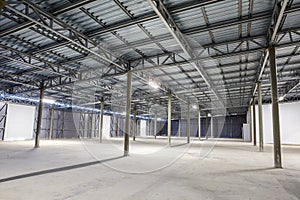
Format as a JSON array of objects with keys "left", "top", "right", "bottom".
[
  {"left": 205, "top": 112, "right": 209, "bottom": 140},
  {"left": 269, "top": 45, "right": 282, "bottom": 168},
  {"left": 133, "top": 108, "right": 137, "bottom": 141},
  {"left": 35, "top": 84, "right": 45, "bottom": 148},
  {"left": 258, "top": 81, "right": 264, "bottom": 151},
  {"left": 187, "top": 99, "right": 190, "bottom": 143},
  {"left": 211, "top": 115, "right": 214, "bottom": 138},
  {"left": 198, "top": 109, "right": 201, "bottom": 140},
  {"left": 99, "top": 101, "right": 104, "bottom": 143},
  {"left": 154, "top": 114, "right": 157, "bottom": 139},
  {"left": 124, "top": 71, "right": 132, "bottom": 156},
  {"left": 49, "top": 108, "right": 54, "bottom": 139},
  {"left": 167, "top": 91, "right": 172, "bottom": 145},
  {"left": 249, "top": 105, "right": 253, "bottom": 143},
  {"left": 252, "top": 102, "right": 257, "bottom": 146}
]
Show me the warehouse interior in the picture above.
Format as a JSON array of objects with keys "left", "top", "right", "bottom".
[{"left": 0, "top": 0, "right": 300, "bottom": 199}]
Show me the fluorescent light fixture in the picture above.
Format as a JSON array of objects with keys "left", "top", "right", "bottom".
[
  {"left": 149, "top": 80, "right": 159, "bottom": 89},
  {"left": 192, "top": 105, "right": 198, "bottom": 110},
  {"left": 278, "top": 96, "right": 284, "bottom": 101},
  {"left": 42, "top": 98, "right": 55, "bottom": 104}
]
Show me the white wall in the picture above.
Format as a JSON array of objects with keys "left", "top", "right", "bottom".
[
  {"left": 250, "top": 101, "right": 300, "bottom": 145},
  {"left": 4, "top": 103, "right": 36, "bottom": 141},
  {"left": 243, "top": 124, "right": 250, "bottom": 142},
  {"left": 279, "top": 102, "right": 300, "bottom": 144},
  {"left": 140, "top": 120, "right": 147, "bottom": 136},
  {"left": 102, "top": 115, "right": 111, "bottom": 138}
]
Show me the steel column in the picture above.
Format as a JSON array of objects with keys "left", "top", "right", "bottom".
[
  {"left": 35, "top": 84, "right": 45, "bottom": 148},
  {"left": 49, "top": 108, "right": 54, "bottom": 139},
  {"left": 252, "top": 102, "right": 257, "bottom": 146},
  {"left": 269, "top": 45, "right": 282, "bottom": 168},
  {"left": 178, "top": 119, "right": 181, "bottom": 137},
  {"left": 168, "top": 91, "right": 172, "bottom": 145},
  {"left": 88, "top": 113, "right": 93, "bottom": 138},
  {"left": 99, "top": 101, "right": 104, "bottom": 143},
  {"left": 198, "top": 109, "right": 201, "bottom": 140},
  {"left": 0, "top": 103, "right": 8, "bottom": 141},
  {"left": 205, "top": 112, "right": 209, "bottom": 140},
  {"left": 124, "top": 71, "right": 132, "bottom": 156},
  {"left": 211, "top": 115, "right": 214, "bottom": 138},
  {"left": 258, "top": 81, "right": 264, "bottom": 151},
  {"left": 187, "top": 99, "right": 190, "bottom": 143},
  {"left": 249, "top": 105, "right": 253, "bottom": 143},
  {"left": 154, "top": 114, "right": 157, "bottom": 139},
  {"left": 116, "top": 117, "right": 119, "bottom": 137},
  {"left": 133, "top": 108, "right": 137, "bottom": 141}
]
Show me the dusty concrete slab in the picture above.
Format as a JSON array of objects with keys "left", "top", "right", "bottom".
[{"left": 0, "top": 138, "right": 299, "bottom": 200}]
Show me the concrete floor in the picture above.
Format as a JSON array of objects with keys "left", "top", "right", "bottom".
[{"left": 1, "top": 137, "right": 300, "bottom": 200}]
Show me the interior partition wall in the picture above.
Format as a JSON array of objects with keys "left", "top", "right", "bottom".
[
  {"left": 251, "top": 101, "right": 300, "bottom": 145},
  {"left": 4, "top": 103, "right": 36, "bottom": 141},
  {"left": 0, "top": 102, "right": 246, "bottom": 141},
  {"left": 154, "top": 115, "right": 245, "bottom": 139}
]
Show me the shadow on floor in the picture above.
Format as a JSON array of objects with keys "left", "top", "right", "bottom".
[
  {"left": 0, "top": 156, "right": 124, "bottom": 183},
  {"left": 214, "top": 167, "right": 278, "bottom": 176},
  {"left": 170, "top": 143, "right": 188, "bottom": 147}
]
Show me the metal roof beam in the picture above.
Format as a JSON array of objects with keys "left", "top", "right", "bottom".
[
  {"left": 15, "top": 3, "right": 300, "bottom": 57},
  {"left": 250, "top": 0, "right": 290, "bottom": 104},
  {"left": 148, "top": 0, "right": 224, "bottom": 106},
  {"left": 0, "top": 0, "right": 96, "bottom": 37},
  {"left": 5, "top": 2, "right": 126, "bottom": 70}
]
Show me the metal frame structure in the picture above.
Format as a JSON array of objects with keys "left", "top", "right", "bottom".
[
  {"left": 0, "top": 0, "right": 299, "bottom": 116},
  {"left": 0, "top": 102, "right": 8, "bottom": 140},
  {"left": 1, "top": 0, "right": 300, "bottom": 165}
]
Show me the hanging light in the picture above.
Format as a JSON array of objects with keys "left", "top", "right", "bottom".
[
  {"left": 278, "top": 96, "right": 284, "bottom": 101},
  {"left": 42, "top": 98, "right": 56, "bottom": 104},
  {"left": 149, "top": 80, "right": 159, "bottom": 89}
]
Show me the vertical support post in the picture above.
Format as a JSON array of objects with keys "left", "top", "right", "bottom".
[
  {"left": 187, "top": 98, "right": 190, "bottom": 143},
  {"left": 167, "top": 91, "right": 172, "bottom": 145},
  {"left": 60, "top": 110, "right": 64, "bottom": 138},
  {"left": 147, "top": 119, "right": 149, "bottom": 136},
  {"left": 211, "top": 115, "right": 214, "bottom": 138},
  {"left": 124, "top": 71, "right": 132, "bottom": 156},
  {"left": 258, "top": 81, "right": 264, "bottom": 151},
  {"left": 1, "top": 103, "right": 8, "bottom": 141},
  {"left": 49, "top": 107, "right": 54, "bottom": 139},
  {"left": 35, "top": 83, "right": 45, "bottom": 148},
  {"left": 205, "top": 112, "right": 209, "bottom": 140},
  {"left": 230, "top": 118, "right": 233, "bottom": 138},
  {"left": 198, "top": 109, "right": 201, "bottom": 140},
  {"left": 252, "top": 102, "right": 257, "bottom": 146},
  {"left": 115, "top": 117, "right": 119, "bottom": 137},
  {"left": 269, "top": 45, "right": 282, "bottom": 168},
  {"left": 133, "top": 106, "right": 137, "bottom": 141},
  {"left": 178, "top": 119, "right": 181, "bottom": 137},
  {"left": 154, "top": 114, "right": 157, "bottom": 139},
  {"left": 99, "top": 100, "right": 104, "bottom": 143},
  {"left": 249, "top": 105, "right": 253, "bottom": 143},
  {"left": 88, "top": 113, "right": 92, "bottom": 138}
]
